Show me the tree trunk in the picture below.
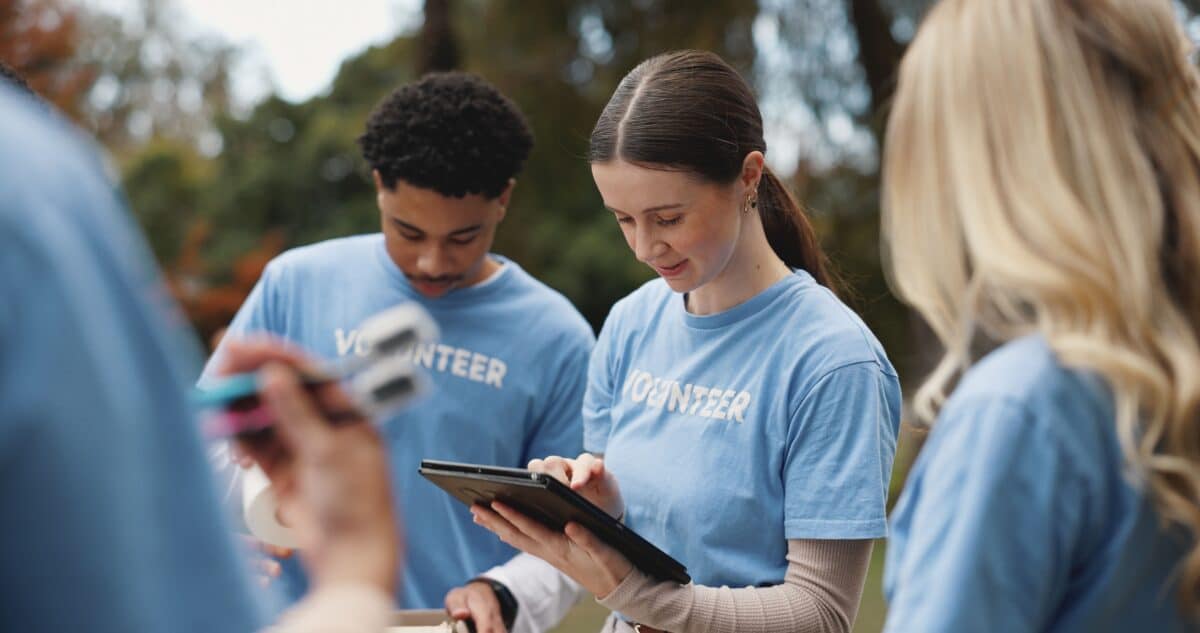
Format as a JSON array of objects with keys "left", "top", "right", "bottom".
[
  {"left": 846, "top": 0, "right": 904, "bottom": 125},
  {"left": 845, "top": 0, "right": 942, "bottom": 393},
  {"left": 418, "top": 0, "right": 460, "bottom": 75}
]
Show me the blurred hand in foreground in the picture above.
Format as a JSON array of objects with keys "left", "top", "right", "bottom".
[{"left": 217, "top": 338, "right": 399, "bottom": 595}]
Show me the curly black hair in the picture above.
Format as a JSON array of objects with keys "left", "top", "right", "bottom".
[
  {"left": 0, "top": 61, "right": 34, "bottom": 97},
  {"left": 358, "top": 72, "right": 533, "bottom": 198}
]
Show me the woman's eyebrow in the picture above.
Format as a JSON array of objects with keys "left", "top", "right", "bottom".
[{"left": 605, "top": 202, "right": 684, "bottom": 215}]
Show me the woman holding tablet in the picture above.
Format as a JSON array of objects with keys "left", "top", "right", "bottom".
[
  {"left": 471, "top": 50, "right": 901, "bottom": 633},
  {"left": 880, "top": 1, "right": 1200, "bottom": 631}
]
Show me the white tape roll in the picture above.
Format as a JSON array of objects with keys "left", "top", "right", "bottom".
[{"left": 242, "top": 465, "right": 299, "bottom": 549}]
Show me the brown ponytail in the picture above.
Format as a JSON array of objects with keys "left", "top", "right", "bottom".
[
  {"left": 589, "top": 50, "right": 837, "bottom": 292},
  {"left": 758, "top": 165, "right": 837, "bottom": 293}
]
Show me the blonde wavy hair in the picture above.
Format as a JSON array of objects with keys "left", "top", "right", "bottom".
[{"left": 883, "top": 0, "right": 1200, "bottom": 610}]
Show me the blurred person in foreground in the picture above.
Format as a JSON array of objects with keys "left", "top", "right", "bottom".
[
  {"left": 0, "top": 79, "right": 399, "bottom": 631},
  {"left": 206, "top": 72, "right": 593, "bottom": 633},
  {"left": 881, "top": 0, "right": 1200, "bottom": 631}
]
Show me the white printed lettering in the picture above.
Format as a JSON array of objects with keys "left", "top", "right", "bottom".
[
  {"left": 699, "top": 388, "right": 720, "bottom": 418},
  {"left": 667, "top": 382, "right": 691, "bottom": 412},
  {"left": 451, "top": 348, "right": 471, "bottom": 377},
  {"left": 413, "top": 343, "right": 434, "bottom": 369},
  {"left": 335, "top": 329, "right": 357, "bottom": 357},
  {"left": 435, "top": 344, "right": 454, "bottom": 371},
  {"left": 688, "top": 386, "right": 710, "bottom": 415},
  {"left": 630, "top": 372, "right": 653, "bottom": 403},
  {"left": 469, "top": 353, "right": 488, "bottom": 382},
  {"left": 485, "top": 358, "right": 507, "bottom": 388},
  {"left": 618, "top": 368, "right": 753, "bottom": 424},
  {"left": 728, "top": 391, "right": 752, "bottom": 423},
  {"left": 353, "top": 337, "right": 506, "bottom": 390},
  {"left": 647, "top": 379, "right": 669, "bottom": 409},
  {"left": 712, "top": 389, "right": 736, "bottom": 420}
]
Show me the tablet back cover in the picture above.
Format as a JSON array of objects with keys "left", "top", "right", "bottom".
[{"left": 419, "top": 464, "right": 690, "bottom": 584}]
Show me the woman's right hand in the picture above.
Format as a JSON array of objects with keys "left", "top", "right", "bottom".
[{"left": 528, "top": 453, "right": 624, "bottom": 520}]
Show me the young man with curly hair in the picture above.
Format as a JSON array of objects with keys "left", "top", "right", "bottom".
[{"left": 206, "top": 73, "right": 592, "bottom": 633}]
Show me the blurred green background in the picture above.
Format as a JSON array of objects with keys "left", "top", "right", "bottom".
[
  {"left": 3, "top": 0, "right": 946, "bottom": 369},
  {"left": 9, "top": 0, "right": 1199, "bottom": 629}
]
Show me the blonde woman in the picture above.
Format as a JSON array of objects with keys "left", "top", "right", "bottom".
[{"left": 880, "top": 0, "right": 1200, "bottom": 631}]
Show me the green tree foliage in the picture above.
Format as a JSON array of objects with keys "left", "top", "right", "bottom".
[
  {"left": 74, "top": 0, "right": 235, "bottom": 153},
  {"left": 108, "top": 0, "right": 968, "bottom": 376},
  {"left": 197, "top": 37, "right": 420, "bottom": 276},
  {"left": 114, "top": 37, "right": 421, "bottom": 342},
  {"left": 121, "top": 138, "right": 211, "bottom": 264},
  {"left": 118, "top": 0, "right": 767, "bottom": 342}
]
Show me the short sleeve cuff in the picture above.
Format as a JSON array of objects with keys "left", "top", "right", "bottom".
[
  {"left": 785, "top": 517, "right": 888, "bottom": 540},
  {"left": 583, "top": 421, "right": 610, "bottom": 455}
]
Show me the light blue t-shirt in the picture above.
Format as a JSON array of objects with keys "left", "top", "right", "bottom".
[
  {"left": 884, "top": 336, "right": 1197, "bottom": 632},
  {"left": 207, "top": 234, "right": 594, "bottom": 608},
  {"left": 0, "top": 89, "right": 266, "bottom": 631},
  {"left": 584, "top": 271, "right": 901, "bottom": 588}
]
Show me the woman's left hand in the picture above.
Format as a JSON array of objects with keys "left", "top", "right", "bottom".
[{"left": 471, "top": 501, "right": 634, "bottom": 597}]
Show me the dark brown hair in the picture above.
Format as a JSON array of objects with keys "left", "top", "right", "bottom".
[{"left": 589, "top": 49, "right": 836, "bottom": 292}]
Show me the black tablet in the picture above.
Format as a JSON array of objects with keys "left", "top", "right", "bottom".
[{"left": 419, "top": 459, "right": 690, "bottom": 585}]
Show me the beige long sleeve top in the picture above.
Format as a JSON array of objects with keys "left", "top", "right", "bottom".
[
  {"left": 263, "top": 583, "right": 395, "bottom": 633},
  {"left": 598, "top": 539, "right": 873, "bottom": 633}
]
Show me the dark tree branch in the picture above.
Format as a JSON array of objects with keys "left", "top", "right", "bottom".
[
  {"left": 847, "top": 0, "right": 905, "bottom": 121},
  {"left": 418, "top": 0, "right": 460, "bottom": 75},
  {"left": 845, "top": 1, "right": 940, "bottom": 384}
]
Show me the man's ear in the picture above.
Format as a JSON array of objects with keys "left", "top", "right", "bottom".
[
  {"left": 495, "top": 178, "right": 516, "bottom": 219},
  {"left": 372, "top": 169, "right": 386, "bottom": 192}
]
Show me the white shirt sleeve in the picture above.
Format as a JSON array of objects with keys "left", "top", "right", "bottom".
[{"left": 482, "top": 553, "right": 586, "bottom": 633}]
